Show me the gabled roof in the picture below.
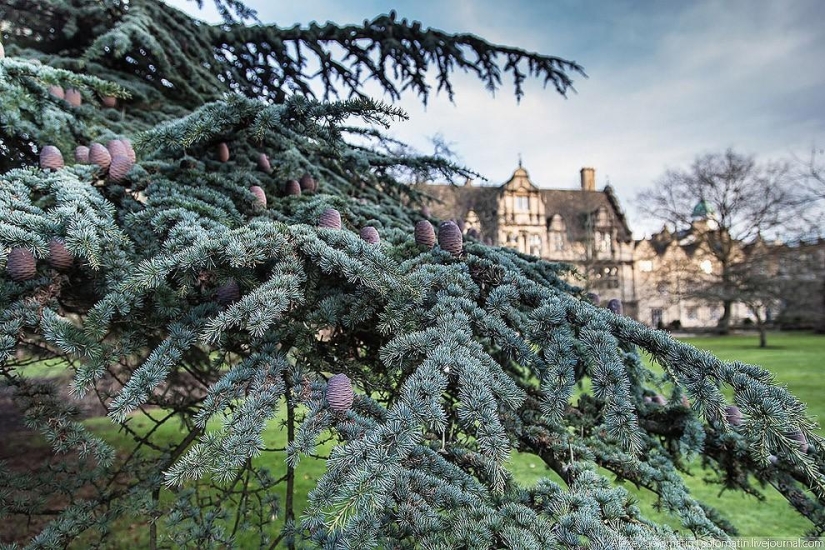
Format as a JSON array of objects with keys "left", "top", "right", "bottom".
[
  {"left": 417, "top": 165, "right": 634, "bottom": 244},
  {"left": 501, "top": 166, "right": 539, "bottom": 193}
]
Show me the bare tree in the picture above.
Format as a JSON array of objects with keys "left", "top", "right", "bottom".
[{"left": 636, "top": 149, "right": 798, "bottom": 334}]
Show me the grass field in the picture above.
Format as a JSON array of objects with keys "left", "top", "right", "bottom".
[{"left": 12, "top": 331, "right": 825, "bottom": 545}]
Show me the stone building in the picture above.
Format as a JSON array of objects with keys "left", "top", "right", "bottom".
[
  {"left": 421, "top": 164, "right": 637, "bottom": 316},
  {"left": 632, "top": 203, "right": 743, "bottom": 329}
]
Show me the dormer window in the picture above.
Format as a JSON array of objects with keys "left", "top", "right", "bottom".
[{"left": 515, "top": 196, "right": 529, "bottom": 211}]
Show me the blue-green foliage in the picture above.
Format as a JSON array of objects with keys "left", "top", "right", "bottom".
[{"left": 1, "top": 2, "right": 825, "bottom": 548}]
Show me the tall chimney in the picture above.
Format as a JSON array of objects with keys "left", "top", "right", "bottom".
[{"left": 580, "top": 167, "right": 595, "bottom": 192}]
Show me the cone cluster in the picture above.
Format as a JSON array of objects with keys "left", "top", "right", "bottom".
[{"left": 72, "top": 140, "right": 137, "bottom": 180}]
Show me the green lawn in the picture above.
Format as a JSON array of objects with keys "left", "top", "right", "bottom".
[
  {"left": 15, "top": 331, "right": 824, "bottom": 545},
  {"left": 615, "top": 331, "right": 825, "bottom": 537}
]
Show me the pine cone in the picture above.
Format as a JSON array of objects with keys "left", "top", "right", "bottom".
[
  {"left": 101, "top": 95, "right": 117, "bottom": 108},
  {"left": 586, "top": 292, "right": 600, "bottom": 306},
  {"left": 725, "top": 405, "right": 742, "bottom": 426},
  {"left": 466, "top": 228, "right": 480, "bottom": 240},
  {"left": 257, "top": 153, "right": 272, "bottom": 173},
  {"left": 108, "top": 155, "right": 133, "bottom": 182},
  {"left": 360, "top": 226, "right": 380, "bottom": 244},
  {"left": 790, "top": 431, "right": 809, "bottom": 453},
  {"left": 39, "top": 146, "right": 64, "bottom": 171},
  {"left": 652, "top": 394, "right": 668, "bottom": 406},
  {"left": 107, "top": 139, "right": 127, "bottom": 158},
  {"left": 6, "top": 248, "right": 37, "bottom": 282},
  {"left": 121, "top": 139, "right": 137, "bottom": 163},
  {"left": 299, "top": 173, "right": 316, "bottom": 193},
  {"left": 284, "top": 179, "right": 301, "bottom": 196},
  {"left": 89, "top": 143, "right": 111, "bottom": 170},
  {"left": 74, "top": 146, "right": 90, "bottom": 164},
  {"left": 64, "top": 88, "right": 82, "bottom": 107},
  {"left": 217, "top": 142, "right": 230, "bottom": 163},
  {"left": 420, "top": 206, "right": 431, "bottom": 218},
  {"left": 49, "top": 238, "right": 73, "bottom": 271},
  {"left": 414, "top": 220, "right": 435, "bottom": 248},
  {"left": 326, "top": 373, "right": 354, "bottom": 412},
  {"left": 0, "top": 42, "right": 4, "bottom": 59},
  {"left": 48, "top": 85, "right": 65, "bottom": 100},
  {"left": 216, "top": 279, "right": 240, "bottom": 305},
  {"left": 319, "top": 208, "right": 341, "bottom": 229},
  {"left": 607, "top": 299, "right": 623, "bottom": 315},
  {"left": 250, "top": 185, "right": 267, "bottom": 207},
  {"left": 438, "top": 221, "right": 462, "bottom": 256}
]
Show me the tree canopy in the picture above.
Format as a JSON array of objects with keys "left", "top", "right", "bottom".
[{"left": 1, "top": 2, "right": 824, "bottom": 549}]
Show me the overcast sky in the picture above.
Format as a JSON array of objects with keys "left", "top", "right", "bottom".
[{"left": 168, "top": 0, "right": 825, "bottom": 237}]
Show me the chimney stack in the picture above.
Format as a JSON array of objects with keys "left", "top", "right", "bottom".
[{"left": 580, "top": 167, "right": 595, "bottom": 192}]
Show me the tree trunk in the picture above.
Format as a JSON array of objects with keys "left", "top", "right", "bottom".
[
  {"left": 758, "top": 323, "right": 767, "bottom": 348},
  {"left": 285, "top": 380, "right": 296, "bottom": 550},
  {"left": 717, "top": 300, "right": 732, "bottom": 335}
]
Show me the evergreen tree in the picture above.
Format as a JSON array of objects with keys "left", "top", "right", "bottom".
[{"left": 1, "top": 1, "right": 824, "bottom": 548}]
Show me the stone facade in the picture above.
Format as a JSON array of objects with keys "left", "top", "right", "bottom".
[
  {"left": 632, "top": 222, "right": 750, "bottom": 329},
  {"left": 421, "top": 165, "right": 638, "bottom": 317},
  {"left": 422, "top": 164, "right": 825, "bottom": 329}
]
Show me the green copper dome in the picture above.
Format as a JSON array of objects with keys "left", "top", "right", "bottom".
[{"left": 691, "top": 198, "right": 714, "bottom": 219}]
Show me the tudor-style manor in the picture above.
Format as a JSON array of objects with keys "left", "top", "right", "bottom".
[{"left": 421, "top": 164, "right": 639, "bottom": 318}]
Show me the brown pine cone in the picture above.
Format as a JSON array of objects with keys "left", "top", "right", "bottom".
[
  {"left": 6, "top": 248, "right": 37, "bottom": 282},
  {"left": 48, "top": 85, "right": 65, "bottom": 100},
  {"left": 74, "top": 146, "right": 90, "bottom": 164},
  {"left": 49, "top": 239, "right": 74, "bottom": 271},
  {"left": 438, "top": 221, "right": 463, "bottom": 256},
  {"left": 217, "top": 142, "right": 230, "bottom": 163},
  {"left": 216, "top": 279, "right": 240, "bottom": 305},
  {"left": 299, "top": 173, "right": 316, "bottom": 193},
  {"left": 319, "top": 208, "right": 341, "bottom": 229},
  {"left": 64, "top": 88, "right": 82, "bottom": 107},
  {"left": 326, "top": 374, "right": 354, "bottom": 412},
  {"left": 284, "top": 179, "right": 301, "bottom": 196},
  {"left": 257, "top": 153, "right": 272, "bottom": 173},
  {"left": 360, "top": 226, "right": 380, "bottom": 244},
  {"left": 89, "top": 143, "right": 112, "bottom": 170},
  {"left": 250, "top": 185, "right": 267, "bottom": 207},
  {"left": 414, "top": 220, "right": 435, "bottom": 248},
  {"left": 108, "top": 155, "right": 134, "bottom": 182},
  {"left": 39, "top": 146, "right": 64, "bottom": 171}
]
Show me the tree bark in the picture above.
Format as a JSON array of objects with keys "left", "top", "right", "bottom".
[
  {"left": 717, "top": 299, "right": 732, "bottom": 335},
  {"left": 285, "top": 379, "right": 296, "bottom": 550}
]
